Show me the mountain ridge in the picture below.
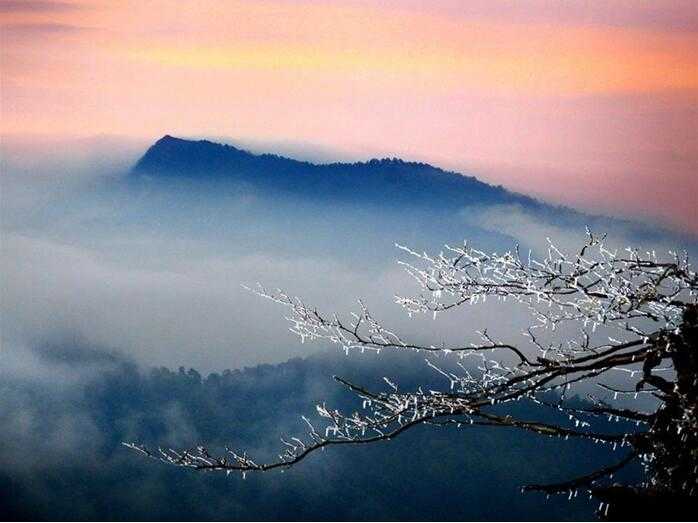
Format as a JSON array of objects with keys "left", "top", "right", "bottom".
[
  {"left": 137, "top": 134, "right": 483, "bottom": 176},
  {"left": 131, "top": 134, "right": 532, "bottom": 210},
  {"left": 129, "top": 135, "right": 698, "bottom": 249}
]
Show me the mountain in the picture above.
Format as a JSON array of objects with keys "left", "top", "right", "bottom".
[
  {"left": 128, "top": 135, "right": 698, "bottom": 254},
  {"left": 131, "top": 135, "right": 539, "bottom": 210},
  {"left": 0, "top": 343, "right": 628, "bottom": 520}
]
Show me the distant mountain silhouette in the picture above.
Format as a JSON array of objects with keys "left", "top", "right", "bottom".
[
  {"left": 129, "top": 135, "right": 697, "bottom": 250},
  {"left": 131, "top": 135, "right": 540, "bottom": 209}
]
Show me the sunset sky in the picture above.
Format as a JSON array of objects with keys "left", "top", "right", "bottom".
[{"left": 2, "top": 0, "right": 697, "bottom": 232}]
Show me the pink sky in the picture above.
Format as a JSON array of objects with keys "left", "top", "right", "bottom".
[{"left": 2, "top": 1, "right": 697, "bottom": 233}]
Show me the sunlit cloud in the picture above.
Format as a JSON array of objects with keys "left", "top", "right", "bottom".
[
  {"left": 0, "top": 0, "right": 82, "bottom": 13},
  {"left": 1, "top": 21, "right": 91, "bottom": 35},
  {"left": 1, "top": 0, "right": 697, "bottom": 233}
]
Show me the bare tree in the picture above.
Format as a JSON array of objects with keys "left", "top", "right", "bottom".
[{"left": 126, "top": 231, "right": 697, "bottom": 518}]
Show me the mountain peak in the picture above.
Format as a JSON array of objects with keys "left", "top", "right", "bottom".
[
  {"left": 154, "top": 134, "right": 183, "bottom": 145},
  {"left": 130, "top": 135, "right": 519, "bottom": 209}
]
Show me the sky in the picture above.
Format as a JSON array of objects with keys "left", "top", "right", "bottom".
[{"left": 1, "top": 0, "right": 697, "bottom": 233}]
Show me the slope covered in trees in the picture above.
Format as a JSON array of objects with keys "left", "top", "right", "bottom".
[{"left": 1, "top": 343, "right": 631, "bottom": 520}]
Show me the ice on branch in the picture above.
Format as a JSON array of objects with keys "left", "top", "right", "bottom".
[{"left": 127, "top": 231, "right": 698, "bottom": 513}]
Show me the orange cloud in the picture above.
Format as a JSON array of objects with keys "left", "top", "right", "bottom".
[{"left": 2, "top": 0, "right": 697, "bottom": 232}]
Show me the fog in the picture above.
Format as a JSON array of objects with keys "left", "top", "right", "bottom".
[
  {"left": 1, "top": 135, "right": 690, "bottom": 520},
  {"left": 2, "top": 136, "right": 695, "bottom": 375}
]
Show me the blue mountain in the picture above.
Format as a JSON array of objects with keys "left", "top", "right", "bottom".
[
  {"left": 129, "top": 135, "right": 698, "bottom": 253},
  {"left": 131, "top": 135, "right": 540, "bottom": 210}
]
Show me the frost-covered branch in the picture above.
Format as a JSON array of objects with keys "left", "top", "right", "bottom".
[{"left": 127, "top": 231, "right": 698, "bottom": 504}]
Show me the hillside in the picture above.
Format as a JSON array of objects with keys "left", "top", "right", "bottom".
[
  {"left": 1, "top": 343, "right": 630, "bottom": 520},
  {"left": 132, "top": 135, "right": 539, "bottom": 209}
]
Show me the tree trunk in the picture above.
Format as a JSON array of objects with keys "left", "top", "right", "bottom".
[{"left": 600, "top": 305, "right": 698, "bottom": 520}]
